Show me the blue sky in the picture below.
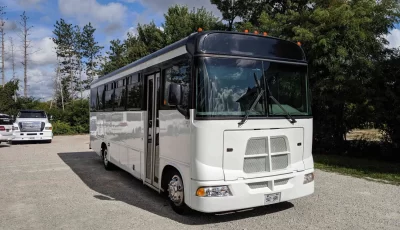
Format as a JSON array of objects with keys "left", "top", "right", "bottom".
[
  {"left": 0, "top": 0, "right": 399, "bottom": 100},
  {"left": 1, "top": 0, "right": 219, "bottom": 100}
]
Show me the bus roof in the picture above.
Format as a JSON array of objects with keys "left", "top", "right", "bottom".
[{"left": 91, "top": 30, "right": 306, "bottom": 87}]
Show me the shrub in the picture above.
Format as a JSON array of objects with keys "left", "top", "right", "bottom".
[{"left": 52, "top": 121, "right": 76, "bottom": 135}]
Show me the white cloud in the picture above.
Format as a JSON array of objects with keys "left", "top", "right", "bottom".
[
  {"left": 17, "top": 0, "right": 47, "bottom": 5},
  {"left": 30, "top": 37, "right": 57, "bottom": 66},
  {"left": 386, "top": 29, "right": 400, "bottom": 49},
  {"left": 3, "top": 20, "right": 18, "bottom": 31},
  {"left": 58, "top": 0, "right": 127, "bottom": 33},
  {"left": 136, "top": 0, "right": 222, "bottom": 18},
  {"left": 25, "top": 68, "right": 56, "bottom": 100}
]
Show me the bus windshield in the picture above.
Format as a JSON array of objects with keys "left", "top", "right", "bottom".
[{"left": 196, "top": 57, "right": 311, "bottom": 118}]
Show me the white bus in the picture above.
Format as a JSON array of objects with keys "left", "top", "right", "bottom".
[{"left": 89, "top": 30, "right": 314, "bottom": 215}]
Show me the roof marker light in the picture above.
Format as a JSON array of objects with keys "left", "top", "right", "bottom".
[{"left": 198, "top": 28, "right": 203, "bottom": 32}]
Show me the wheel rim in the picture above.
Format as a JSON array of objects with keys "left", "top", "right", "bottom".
[
  {"left": 103, "top": 149, "right": 108, "bottom": 166},
  {"left": 168, "top": 175, "right": 184, "bottom": 206}
]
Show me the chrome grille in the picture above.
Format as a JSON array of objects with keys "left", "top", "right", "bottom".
[
  {"left": 245, "top": 138, "right": 268, "bottom": 155},
  {"left": 274, "top": 178, "right": 289, "bottom": 186},
  {"left": 271, "top": 154, "right": 289, "bottom": 170},
  {"left": 243, "top": 157, "right": 268, "bottom": 173},
  {"left": 243, "top": 136, "right": 290, "bottom": 174},
  {"left": 248, "top": 181, "right": 269, "bottom": 189},
  {"left": 270, "top": 137, "right": 287, "bottom": 153}
]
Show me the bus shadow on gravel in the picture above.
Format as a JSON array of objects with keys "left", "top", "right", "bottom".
[{"left": 58, "top": 151, "right": 294, "bottom": 225}]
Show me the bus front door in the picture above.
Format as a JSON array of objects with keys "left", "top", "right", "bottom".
[{"left": 145, "top": 73, "right": 160, "bottom": 188}]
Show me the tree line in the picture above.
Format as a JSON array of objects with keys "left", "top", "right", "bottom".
[{"left": 0, "top": 1, "right": 399, "bottom": 160}]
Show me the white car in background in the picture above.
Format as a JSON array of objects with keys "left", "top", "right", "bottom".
[
  {"left": 0, "top": 113, "right": 15, "bottom": 144},
  {"left": 11, "top": 110, "right": 53, "bottom": 143}
]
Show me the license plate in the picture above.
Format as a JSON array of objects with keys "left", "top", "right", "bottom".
[
  {"left": 29, "top": 137, "right": 35, "bottom": 140},
  {"left": 264, "top": 192, "right": 281, "bottom": 205},
  {"left": 6, "top": 129, "right": 10, "bottom": 132}
]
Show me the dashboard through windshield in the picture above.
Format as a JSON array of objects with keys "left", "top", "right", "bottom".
[{"left": 195, "top": 57, "right": 311, "bottom": 118}]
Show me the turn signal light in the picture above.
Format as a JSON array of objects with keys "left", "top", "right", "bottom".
[{"left": 196, "top": 186, "right": 232, "bottom": 197}]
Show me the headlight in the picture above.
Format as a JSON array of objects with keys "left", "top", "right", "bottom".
[
  {"left": 196, "top": 186, "right": 232, "bottom": 197},
  {"left": 304, "top": 173, "right": 314, "bottom": 184},
  {"left": 45, "top": 127, "right": 52, "bottom": 130}
]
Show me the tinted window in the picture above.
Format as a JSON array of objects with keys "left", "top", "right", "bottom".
[
  {"left": 196, "top": 57, "right": 310, "bottom": 117},
  {"left": 127, "top": 74, "right": 142, "bottom": 110},
  {"left": 105, "top": 83, "right": 114, "bottom": 111},
  {"left": 163, "top": 61, "right": 190, "bottom": 109},
  {"left": 90, "top": 88, "right": 97, "bottom": 112},
  {"left": 0, "top": 115, "right": 13, "bottom": 125},
  {"left": 18, "top": 111, "right": 46, "bottom": 118},
  {"left": 114, "top": 78, "right": 126, "bottom": 111},
  {"left": 97, "top": 85, "right": 105, "bottom": 111},
  {"left": 200, "top": 33, "right": 305, "bottom": 61}
]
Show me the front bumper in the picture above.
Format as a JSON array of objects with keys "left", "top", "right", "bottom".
[
  {"left": 12, "top": 131, "right": 53, "bottom": 141},
  {"left": 0, "top": 135, "right": 15, "bottom": 142},
  {"left": 189, "top": 169, "right": 314, "bottom": 213}
]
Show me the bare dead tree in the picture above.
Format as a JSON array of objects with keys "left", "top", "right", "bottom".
[
  {"left": 9, "top": 36, "right": 16, "bottom": 79},
  {"left": 19, "top": 11, "right": 33, "bottom": 97},
  {"left": 0, "top": 5, "right": 6, "bottom": 87}
]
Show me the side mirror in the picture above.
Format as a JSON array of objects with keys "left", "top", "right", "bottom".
[
  {"left": 11, "top": 115, "right": 15, "bottom": 122},
  {"left": 168, "top": 83, "right": 182, "bottom": 106},
  {"left": 50, "top": 115, "right": 53, "bottom": 121}
]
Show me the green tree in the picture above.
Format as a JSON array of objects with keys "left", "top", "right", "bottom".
[
  {"left": 0, "top": 80, "right": 19, "bottom": 115},
  {"left": 99, "top": 39, "right": 127, "bottom": 76},
  {"left": 372, "top": 49, "right": 400, "bottom": 149},
  {"left": 163, "top": 5, "right": 224, "bottom": 44},
  {"left": 52, "top": 19, "right": 77, "bottom": 102},
  {"left": 81, "top": 22, "right": 103, "bottom": 86},
  {"left": 137, "top": 21, "right": 166, "bottom": 54},
  {"left": 233, "top": 0, "right": 400, "bottom": 146}
]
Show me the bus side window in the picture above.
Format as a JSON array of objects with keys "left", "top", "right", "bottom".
[
  {"left": 126, "top": 73, "right": 142, "bottom": 110},
  {"left": 163, "top": 61, "right": 190, "bottom": 110}
]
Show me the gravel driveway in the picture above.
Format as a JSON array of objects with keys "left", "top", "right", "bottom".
[{"left": 0, "top": 135, "right": 399, "bottom": 230}]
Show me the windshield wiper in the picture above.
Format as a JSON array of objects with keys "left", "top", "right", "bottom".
[
  {"left": 238, "top": 89, "right": 264, "bottom": 127},
  {"left": 268, "top": 95, "right": 297, "bottom": 124},
  {"left": 262, "top": 73, "right": 297, "bottom": 124}
]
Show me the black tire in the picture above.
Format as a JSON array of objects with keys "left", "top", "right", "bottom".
[
  {"left": 166, "top": 170, "right": 191, "bottom": 215},
  {"left": 102, "top": 148, "right": 113, "bottom": 170}
]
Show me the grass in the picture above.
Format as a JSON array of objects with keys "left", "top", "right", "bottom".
[
  {"left": 314, "top": 154, "right": 400, "bottom": 185},
  {"left": 346, "top": 128, "right": 383, "bottom": 141}
]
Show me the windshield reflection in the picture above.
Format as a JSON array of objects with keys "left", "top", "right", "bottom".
[{"left": 196, "top": 57, "right": 310, "bottom": 118}]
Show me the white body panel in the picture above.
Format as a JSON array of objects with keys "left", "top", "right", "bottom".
[
  {"left": 0, "top": 124, "right": 14, "bottom": 142},
  {"left": 90, "top": 108, "right": 314, "bottom": 213}
]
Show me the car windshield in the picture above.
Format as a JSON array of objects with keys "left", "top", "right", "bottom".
[
  {"left": 196, "top": 57, "right": 311, "bottom": 118},
  {"left": 18, "top": 111, "right": 47, "bottom": 118}
]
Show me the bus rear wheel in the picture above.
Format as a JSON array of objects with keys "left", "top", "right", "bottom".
[
  {"left": 167, "top": 171, "right": 191, "bottom": 215},
  {"left": 102, "top": 148, "right": 113, "bottom": 170}
]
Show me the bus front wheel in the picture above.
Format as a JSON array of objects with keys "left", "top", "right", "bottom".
[{"left": 167, "top": 171, "right": 191, "bottom": 215}]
